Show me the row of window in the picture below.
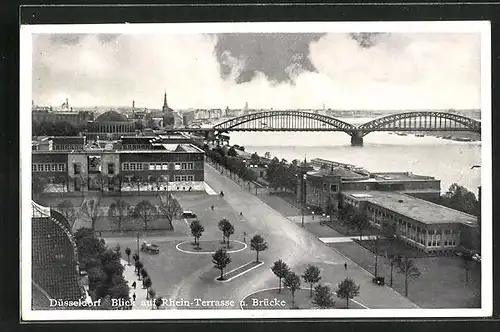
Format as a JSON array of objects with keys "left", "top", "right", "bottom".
[
  {"left": 122, "top": 144, "right": 151, "bottom": 150},
  {"left": 122, "top": 162, "right": 195, "bottom": 171},
  {"left": 322, "top": 183, "right": 339, "bottom": 192},
  {"left": 123, "top": 175, "right": 195, "bottom": 183},
  {"left": 53, "top": 144, "right": 83, "bottom": 151},
  {"left": 33, "top": 163, "right": 66, "bottom": 172}
]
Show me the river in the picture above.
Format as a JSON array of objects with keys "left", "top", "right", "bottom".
[{"left": 225, "top": 117, "right": 482, "bottom": 194}]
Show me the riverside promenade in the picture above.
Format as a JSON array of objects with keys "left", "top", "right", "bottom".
[{"left": 169, "top": 163, "right": 419, "bottom": 309}]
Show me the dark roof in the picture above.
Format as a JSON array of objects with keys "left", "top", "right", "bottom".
[
  {"left": 50, "top": 136, "right": 85, "bottom": 144},
  {"left": 95, "top": 110, "right": 129, "bottom": 122}
]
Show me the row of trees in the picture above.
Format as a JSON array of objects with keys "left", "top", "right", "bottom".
[
  {"left": 439, "top": 183, "right": 480, "bottom": 217},
  {"left": 132, "top": 252, "right": 163, "bottom": 309},
  {"left": 204, "top": 146, "right": 257, "bottom": 184},
  {"left": 32, "top": 120, "right": 87, "bottom": 137},
  {"left": 56, "top": 196, "right": 182, "bottom": 231},
  {"left": 74, "top": 228, "right": 130, "bottom": 309},
  {"left": 271, "top": 260, "right": 360, "bottom": 309}
]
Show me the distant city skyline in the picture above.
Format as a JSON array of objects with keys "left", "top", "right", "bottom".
[{"left": 32, "top": 31, "right": 481, "bottom": 110}]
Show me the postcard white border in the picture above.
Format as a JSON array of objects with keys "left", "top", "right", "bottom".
[{"left": 20, "top": 21, "right": 492, "bottom": 320}]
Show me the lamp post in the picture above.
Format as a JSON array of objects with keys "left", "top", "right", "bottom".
[{"left": 136, "top": 232, "right": 140, "bottom": 261}]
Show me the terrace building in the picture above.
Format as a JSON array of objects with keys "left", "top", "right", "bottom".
[
  {"left": 32, "top": 135, "right": 205, "bottom": 193},
  {"left": 341, "top": 191, "right": 479, "bottom": 253}
]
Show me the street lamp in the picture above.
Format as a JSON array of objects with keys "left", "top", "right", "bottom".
[{"left": 136, "top": 232, "right": 140, "bottom": 261}]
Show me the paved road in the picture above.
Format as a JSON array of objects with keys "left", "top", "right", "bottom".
[{"left": 170, "top": 163, "right": 418, "bottom": 309}]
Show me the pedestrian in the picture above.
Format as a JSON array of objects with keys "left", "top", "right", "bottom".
[
  {"left": 132, "top": 293, "right": 136, "bottom": 301},
  {"left": 240, "top": 212, "right": 243, "bottom": 216},
  {"left": 243, "top": 232, "right": 247, "bottom": 244},
  {"left": 132, "top": 281, "right": 136, "bottom": 289},
  {"left": 211, "top": 205, "right": 214, "bottom": 211},
  {"left": 344, "top": 262, "right": 348, "bottom": 270}
]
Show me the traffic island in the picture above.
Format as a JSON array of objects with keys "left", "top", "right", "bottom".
[
  {"left": 240, "top": 288, "right": 367, "bottom": 310},
  {"left": 216, "top": 260, "right": 264, "bottom": 282},
  {"left": 176, "top": 239, "right": 247, "bottom": 254}
]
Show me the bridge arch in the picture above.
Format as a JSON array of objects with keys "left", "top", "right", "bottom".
[
  {"left": 213, "top": 110, "right": 356, "bottom": 132},
  {"left": 358, "top": 111, "right": 481, "bottom": 135}
]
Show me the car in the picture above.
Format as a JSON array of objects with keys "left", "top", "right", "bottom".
[
  {"left": 182, "top": 211, "right": 197, "bottom": 219},
  {"left": 472, "top": 253, "right": 481, "bottom": 262},
  {"left": 140, "top": 242, "right": 160, "bottom": 254}
]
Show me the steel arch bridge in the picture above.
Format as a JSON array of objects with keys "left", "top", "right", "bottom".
[
  {"left": 358, "top": 111, "right": 481, "bottom": 135},
  {"left": 208, "top": 110, "right": 480, "bottom": 146},
  {"left": 213, "top": 110, "right": 356, "bottom": 132}
]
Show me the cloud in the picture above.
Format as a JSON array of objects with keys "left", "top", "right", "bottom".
[{"left": 31, "top": 32, "right": 481, "bottom": 110}]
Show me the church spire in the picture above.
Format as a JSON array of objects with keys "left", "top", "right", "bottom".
[{"left": 163, "top": 90, "right": 168, "bottom": 109}]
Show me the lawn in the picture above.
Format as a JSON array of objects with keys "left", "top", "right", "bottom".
[
  {"left": 329, "top": 242, "right": 481, "bottom": 308},
  {"left": 353, "top": 238, "right": 433, "bottom": 259},
  {"left": 242, "top": 288, "right": 365, "bottom": 310},
  {"left": 177, "top": 239, "right": 246, "bottom": 253},
  {"left": 222, "top": 260, "right": 262, "bottom": 280}
]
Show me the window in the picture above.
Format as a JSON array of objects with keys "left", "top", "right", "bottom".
[
  {"left": 187, "top": 162, "right": 194, "bottom": 170},
  {"left": 330, "top": 184, "right": 338, "bottom": 192},
  {"left": 122, "top": 163, "right": 130, "bottom": 171},
  {"left": 74, "top": 163, "right": 81, "bottom": 175},
  {"left": 187, "top": 175, "right": 194, "bottom": 181},
  {"left": 174, "top": 175, "right": 181, "bottom": 181},
  {"left": 37, "top": 164, "right": 44, "bottom": 172},
  {"left": 181, "top": 162, "right": 187, "bottom": 170},
  {"left": 175, "top": 163, "right": 181, "bottom": 170},
  {"left": 51, "top": 164, "right": 57, "bottom": 172},
  {"left": 44, "top": 164, "right": 51, "bottom": 172},
  {"left": 58, "top": 164, "right": 65, "bottom": 172},
  {"left": 181, "top": 175, "right": 187, "bottom": 181},
  {"left": 130, "top": 163, "right": 136, "bottom": 171},
  {"left": 108, "top": 163, "right": 115, "bottom": 175},
  {"left": 162, "top": 163, "right": 169, "bottom": 170},
  {"left": 156, "top": 163, "right": 162, "bottom": 170},
  {"left": 32, "top": 164, "right": 37, "bottom": 172},
  {"left": 137, "top": 163, "right": 143, "bottom": 170},
  {"left": 149, "top": 163, "right": 155, "bottom": 170}
]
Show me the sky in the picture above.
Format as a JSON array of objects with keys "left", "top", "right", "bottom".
[{"left": 31, "top": 32, "right": 481, "bottom": 110}]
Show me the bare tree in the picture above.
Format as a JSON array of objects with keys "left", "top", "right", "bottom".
[
  {"left": 158, "top": 194, "right": 182, "bottom": 230},
  {"left": 108, "top": 199, "right": 132, "bottom": 232},
  {"left": 132, "top": 200, "right": 158, "bottom": 231},
  {"left": 81, "top": 197, "right": 102, "bottom": 231},
  {"left": 56, "top": 200, "right": 78, "bottom": 227}
]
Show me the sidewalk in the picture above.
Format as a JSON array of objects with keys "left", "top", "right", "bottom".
[
  {"left": 319, "top": 235, "right": 379, "bottom": 244},
  {"left": 120, "top": 259, "right": 150, "bottom": 310}
]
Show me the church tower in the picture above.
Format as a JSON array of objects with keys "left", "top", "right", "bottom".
[{"left": 162, "top": 90, "right": 175, "bottom": 128}]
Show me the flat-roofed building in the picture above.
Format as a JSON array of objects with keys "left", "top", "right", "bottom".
[
  {"left": 32, "top": 136, "right": 205, "bottom": 193},
  {"left": 341, "top": 190, "right": 478, "bottom": 253}
]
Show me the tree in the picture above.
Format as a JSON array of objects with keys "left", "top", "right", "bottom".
[
  {"left": 143, "top": 276, "right": 152, "bottom": 298},
  {"left": 158, "top": 194, "right": 182, "bottom": 230},
  {"left": 396, "top": 256, "right": 421, "bottom": 297},
  {"left": 125, "top": 247, "right": 132, "bottom": 265},
  {"left": 302, "top": 265, "right": 322, "bottom": 297},
  {"left": 336, "top": 277, "right": 360, "bottom": 309},
  {"left": 131, "top": 175, "right": 142, "bottom": 194},
  {"left": 212, "top": 248, "right": 231, "bottom": 281},
  {"left": 325, "top": 196, "right": 337, "bottom": 223},
  {"left": 155, "top": 296, "right": 163, "bottom": 310},
  {"left": 134, "top": 261, "right": 143, "bottom": 276},
  {"left": 148, "top": 288, "right": 156, "bottom": 307},
  {"left": 223, "top": 221, "right": 235, "bottom": 249},
  {"left": 227, "top": 146, "right": 238, "bottom": 157},
  {"left": 218, "top": 218, "right": 230, "bottom": 244},
  {"left": 264, "top": 152, "right": 271, "bottom": 159},
  {"left": 56, "top": 200, "right": 78, "bottom": 227},
  {"left": 250, "top": 234, "right": 268, "bottom": 263},
  {"left": 462, "top": 254, "right": 473, "bottom": 283},
  {"left": 74, "top": 227, "right": 106, "bottom": 271},
  {"left": 283, "top": 272, "right": 301, "bottom": 308},
  {"left": 132, "top": 252, "right": 139, "bottom": 263},
  {"left": 32, "top": 175, "right": 47, "bottom": 202},
  {"left": 440, "top": 183, "right": 479, "bottom": 215},
  {"left": 312, "top": 284, "right": 335, "bottom": 309},
  {"left": 387, "top": 251, "right": 400, "bottom": 287},
  {"left": 250, "top": 152, "right": 260, "bottom": 164},
  {"left": 80, "top": 197, "right": 102, "bottom": 231},
  {"left": 353, "top": 206, "right": 369, "bottom": 240},
  {"left": 140, "top": 268, "right": 149, "bottom": 283},
  {"left": 271, "top": 259, "right": 291, "bottom": 293},
  {"left": 108, "top": 199, "right": 131, "bottom": 232},
  {"left": 132, "top": 200, "right": 158, "bottom": 231},
  {"left": 190, "top": 219, "right": 205, "bottom": 249}
]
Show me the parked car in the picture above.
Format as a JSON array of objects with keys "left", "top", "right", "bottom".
[
  {"left": 182, "top": 211, "right": 197, "bottom": 219},
  {"left": 140, "top": 242, "right": 160, "bottom": 254}
]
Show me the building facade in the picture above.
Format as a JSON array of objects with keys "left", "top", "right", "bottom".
[
  {"left": 341, "top": 191, "right": 478, "bottom": 253},
  {"left": 86, "top": 111, "right": 136, "bottom": 140},
  {"left": 32, "top": 136, "right": 205, "bottom": 193}
]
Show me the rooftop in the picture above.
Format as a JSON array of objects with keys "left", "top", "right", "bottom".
[
  {"left": 95, "top": 110, "right": 129, "bottom": 122},
  {"left": 342, "top": 190, "right": 477, "bottom": 226},
  {"left": 307, "top": 167, "right": 366, "bottom": 180},
  {"left": 371, "top": 172, "right": 436, "bottom": 182}
]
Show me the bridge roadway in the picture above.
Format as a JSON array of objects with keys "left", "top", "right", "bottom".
[{"left": 170, "top": 164, "right": 419, "bottom": 309}]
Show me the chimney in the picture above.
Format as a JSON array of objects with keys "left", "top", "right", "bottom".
[{"left": 66, "top": 98, "right": 69, "bottom": 109}]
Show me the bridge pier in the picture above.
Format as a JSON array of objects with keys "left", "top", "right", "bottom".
[{"left": 350, "top": 131, "right": 364, "bottom": 146}]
